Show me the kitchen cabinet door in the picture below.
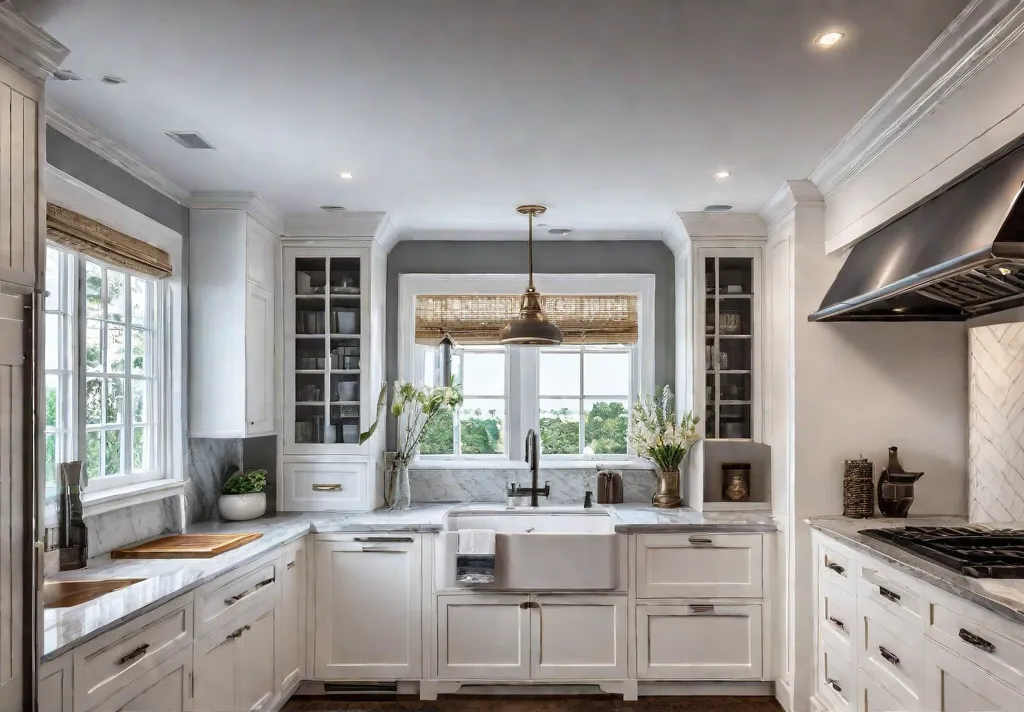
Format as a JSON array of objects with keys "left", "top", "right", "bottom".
[
  {"left": 636, "top": 603, "right": 763, "bottom": 679},
  {"left": 244, "top": 282, "right": 274, "bottom": 436},
  {"left": 531, "top": 595, "right": 626, "bottom": 680},
  {"left": 92, "top": 648, "right": 192, "bottom": 712},
  {"left": 436, "top": 595, "right": 530, "bottom": 680},
  {"left": 237, "top": 603, "right": 276, "bottom": 711},
  {"left": 278, "top": 538, "right": 306, "bottom": 691},
  {"left": 923, "top": 639, "right": 1023, "bottom": 711},
  {"left": 194, "top": 623, "right": 238, "bottom": 712},
  {"left": 38, "top": 653, "right": 72, "bottom": 712},
  {"left": 245, "top": 215, "right": 276, "bottom": 293},
  {"left": 314, "top": 535, "right": 421, "bottom": 679}
]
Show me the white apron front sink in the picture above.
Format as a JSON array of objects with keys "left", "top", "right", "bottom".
[{"left": 438, "top": 508, "right": 621, "bottom": 590}]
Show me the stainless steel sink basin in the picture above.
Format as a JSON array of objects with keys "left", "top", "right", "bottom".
[
  {"left": 43, "top": 579, "right": 144, "bottom": 609},
  {"left": 439, "top": 508, "right": 621, "bottom": 590}
]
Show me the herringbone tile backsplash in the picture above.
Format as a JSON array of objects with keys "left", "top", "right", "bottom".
[{"left": 969, "top": 323, "right": 1024, "bottom": 523}]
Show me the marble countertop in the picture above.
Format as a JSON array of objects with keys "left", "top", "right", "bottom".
[
  {"left": 808, "top": 515, "right": 1024, "bottom": 626},
  {"left": 44, "top": 503, "right": 776, "bottom": 661}
]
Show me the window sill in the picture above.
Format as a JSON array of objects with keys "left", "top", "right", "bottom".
[
  {"left": 411, "top": 459, "right": 656, "bottom": 471},
  {"left": 82, "top": 479, "right": 185, "bottom": 518}
]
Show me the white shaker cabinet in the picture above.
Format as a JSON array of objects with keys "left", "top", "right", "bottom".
[
  {"left": 91, "top": 648, "right": 192, "bottom": 712},
  {"left": 531, "top": 595, "right": 627, "bottom": 680},
  {"left": 314, "top": 534, "right": 422, "bottom": 679},
  {"left": 277, "top": 538, "right": 307, "bottom": 692},
  {"left": 38, "top": 653, "right": 72, "bottom": 712},
  {"left": 189, "top": 205, "right": 279, "bottom": 438},
  {"left": 436, "top": 595, "right": 531, "bottom": 680},
  {"left": 923, "top": 638, "right": 1022, "bottom": 711}
]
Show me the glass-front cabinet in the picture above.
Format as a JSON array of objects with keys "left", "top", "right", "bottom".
[
  {"left": 284, "top": 247, "right": 369, "bottom": 452},
  {"left": 701, "top": 249, "right": 761, "bottom": 441}
]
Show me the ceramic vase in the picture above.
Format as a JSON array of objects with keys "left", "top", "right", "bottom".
[{"left": 218, "top": 492, "right": 267, "bottom": 521}]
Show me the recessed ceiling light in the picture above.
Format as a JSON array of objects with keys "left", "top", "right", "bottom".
[
  {"left": 815, "top": 31, "right": 845, "bottom": 47},
  {"left": 714, "top": 171, "right": 731, "bottom": 180},
  {"left": 338, "top": 171, "right": 353, "bottom": 180},
  {"left": 101, "top": 75, "right": 127, "bottom": 85},
  {"left": 548, "top": 228, "right": 572, "bottom": 236},
  {"left": 319, "top": 205, "right": 346, "bottom": 212}
]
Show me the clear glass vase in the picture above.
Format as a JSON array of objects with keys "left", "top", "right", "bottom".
[{"left": 385, "top": 453, "right": 411, "bottom": 511}]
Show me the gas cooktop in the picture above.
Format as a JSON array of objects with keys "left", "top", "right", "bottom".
[{"left": 861, "top": 526, "right": 1024, "bottom": 579}]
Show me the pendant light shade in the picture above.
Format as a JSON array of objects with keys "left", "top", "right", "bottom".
[{"left": 499, "top": 205, "right": 563, "bottom": 345}]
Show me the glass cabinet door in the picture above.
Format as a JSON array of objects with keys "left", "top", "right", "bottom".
[
  {"left": 291, "top": 253, "right": 363, "bottom": 446},
  {"left": 704, "top": 255, "right": 754, "bottom": 440}
]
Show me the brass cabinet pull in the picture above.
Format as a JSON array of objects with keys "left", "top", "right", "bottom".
[
  {"left": 224, "top": 577, "right": 275, "bottom": 605},
  {"left": 312, "top": 483, "right": 343, "bottom": 492},
  {"left": 828, "top": 616, "right": 845, "bottom": 631},
  {"left": 825, "top": 559, "right": 846, "bottom": 576},
  {"left": 878, "top": 646, "right": 900, "bottom": 666},
  {"left": 225, "top": 623, "right": 252, "bottom": 641},
  {"left": 878, "top": 586, "right": 901, "bottom": 604},
  {"left": 689, "top": 604, "right": 715, "bottom": 614},
  {"left": 959, "top": 628, "right": 996, "bottom": 653},
  {"left": 354, "top": 536, "right": 414, "bottom": 543},
  {"left": 116, "top": 643, "right": 149, "bottom": 666},
  {"left": 688, "top": 536, "right": 713, "bottom": 545}
]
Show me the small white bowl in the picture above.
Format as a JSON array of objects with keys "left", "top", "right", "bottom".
[{"left": 218, "top": 492, "right": 266, "bottom": 521}]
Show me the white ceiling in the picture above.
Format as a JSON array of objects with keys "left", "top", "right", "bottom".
[{"left": 30, "top": 0, "right": 969, "bottom": 236}]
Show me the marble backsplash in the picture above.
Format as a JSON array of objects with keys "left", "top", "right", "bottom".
[
  {"left": 87, "top": 498, "right": 182, "bottom": 558},
  {"left": 184, "top": 438, "right": 244, "bottom": 523},
  {"left": 409, "top": 467, "right": 657, "bottom": 504}
]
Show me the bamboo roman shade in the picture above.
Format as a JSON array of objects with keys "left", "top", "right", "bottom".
[
  {"left": 415, "top": 294, "right": 638, "bottom": 345},
  {"left": 46, "top": 203, "right": 173, "bottom": 278}
]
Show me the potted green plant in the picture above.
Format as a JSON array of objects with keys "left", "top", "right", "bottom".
[
  {"left": 362, "top": 380, "right": 463, "bottom": 510},
  {"left": 628, "top": 386, "right": 700, "bottom": 508},
  {"left": 218, "top": 469, "right": 268, "bottom": 521}
]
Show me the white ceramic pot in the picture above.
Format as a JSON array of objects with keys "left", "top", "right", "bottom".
[{"left": 218, "top": 492, "right": 266, "bottom": 521}]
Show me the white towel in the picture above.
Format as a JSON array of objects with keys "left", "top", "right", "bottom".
[{"left": 457, "top": 529, "right": 495, "bottom": 555}]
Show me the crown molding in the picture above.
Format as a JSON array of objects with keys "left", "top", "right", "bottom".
[
  {"left": 663, "top": 212, "right": 690, "bottom": 254},
  {"left": 806, "top": 0, "right": 1024, "bottom": 202},
  {"left": 283, "top": 211, "right": 388, "bottom": 239},
  {"left": 373, "top": 213, "right": 399, "bottom": 252},
  {"left": 761, "top": 180, "right": 823, "bottom": 232},
  {"left": 0, "top": 4, "right": 67, "bottom": 82},
  {"left": 46, "top": 103, "right": 190, "bottom": 203},
  {"left": 187, "top": 191, "right": 284, "bottom": 234}
]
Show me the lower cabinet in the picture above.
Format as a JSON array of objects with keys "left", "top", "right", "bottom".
[
  {"left": 91, "top": 647, "right": 192, "bottom": 712},
  {"left": 277, "top": 537, "right": 307, "bottom": 692},
  {"left": 314, "top": 534, "right": 422, "bottom": 679},
  {"left": 858, "top": 668, "right": 909, "bottom": 712},
  {"left": 436, "top": 594, "right": 627, "bottom": 681},
  {"left": 923, "top": 638, "right": 1023, "bottom": 711},
  {"left": 194, "top": 596, "right": 277, "bottom": 712},
  {"left": 38, "top": 653, "right": 72, "bottom": 712},
  {"left": 636, "top": 603, "right": 763, "bottom": 680}
]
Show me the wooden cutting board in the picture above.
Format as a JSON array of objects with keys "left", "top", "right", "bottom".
[{"left": 110, "top": 533, "right": 263, "bottom": 559}]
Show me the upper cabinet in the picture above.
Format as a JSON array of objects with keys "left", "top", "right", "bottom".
[{"left": 189, "top": 206, "right": 279, "bottom": 438}]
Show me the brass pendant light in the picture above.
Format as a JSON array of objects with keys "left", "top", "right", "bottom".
[{"left": 499, "top": 205, "right": 563, "bottom": 345}]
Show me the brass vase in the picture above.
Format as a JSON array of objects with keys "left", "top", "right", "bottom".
[{"left": 652, "top": 468, "right": 682, "bottom": 508}]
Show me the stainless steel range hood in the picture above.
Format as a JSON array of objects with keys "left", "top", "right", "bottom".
[{"left": 810, "top": 141, "right": 1024, "bottom": 322}]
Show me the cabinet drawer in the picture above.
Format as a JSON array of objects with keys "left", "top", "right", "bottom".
[
  {"left": 820, "top": 581, "right": 856, "bottom": 655},
  {"left": 282, "top": 460, "right": 367, "bottom": 511},
  {"left": 73, "top": 595, "right": 192, "bottom": 711},
  {"left": 923, "top": 638, "right": 1024, "bottom": 712},
  {"left": 927, "top": 593, "right": 1024, "bottom": 690},
  {"left": 859, "top": 562, "right": 922, "bottom": 629},
  {"left": 635, "top": 533, "right": 763, "bottom": 598},
  {"left": 859, "top": 599, "right": 922, "bottom": 704},
  {"left": 195, "top": 554, "right": 277, "bottom": 638},
  {"left": 818, "top": 537, "right": 855, "bottom": 593},
  {"left": 858, "top": 667, "right": 914, "bottom": 712},
  {"left": 636, "top": 603, "right": 763, "bottom": 679},
  {"left": 818, "top": 641, "right": 854, "bottom": 712}
]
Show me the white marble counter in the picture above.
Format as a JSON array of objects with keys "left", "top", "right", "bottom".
[
  {"left": 44, "top": 503, "right": 775, "bottom": 661},
  {"left": 808, "top": 515, "right": 1024, "bottom": 626}
]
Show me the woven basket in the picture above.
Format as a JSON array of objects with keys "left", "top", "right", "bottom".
[{"left": 842, "top": 458, "right": 874, "bottom": 518}]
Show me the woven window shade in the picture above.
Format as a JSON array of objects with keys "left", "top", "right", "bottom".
[
  {"left": 415, "top": 294, "right": 638, "bottom": 345},
  {"left": 46, "top": 203, "right": 173, "bottom": 278}
]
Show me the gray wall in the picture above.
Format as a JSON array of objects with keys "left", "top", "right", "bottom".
[
  {"left": 46, "top": 126, "right": 189, "bottom": 236},
  {"left": 386, "top": 240, "right": 675, "bottom": 449}
]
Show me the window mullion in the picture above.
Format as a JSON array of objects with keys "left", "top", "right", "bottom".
[{"left": 75, "top": 256, "right": 87, "bottom": 479}]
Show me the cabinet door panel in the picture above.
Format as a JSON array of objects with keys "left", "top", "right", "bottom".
[
  {"left": 92, "top": 648, "right": 191, "bottom": 712},
  {"left": 194, "top": 626, "right": 238, "bottom": 712},
  {"left": 532, "top": 595, "right": 626, "bottom": 680},
  {"left": 238, "top": 604, "right": 276, "bottom": 711},
  {"left": 923, "top": 639, "right": 1023, "bottom": 712},
  {"left": 245, "top": 215, "right": 276, "bottom": 292},
  {"left": 244, "top": 283, "right": 274, "bottom": 435},
  {"left": 437, "top": 595, "right": 529, "bottom": 680},
  {"left": 636, "top": 534, "right": 763, "bottom": 598},
  {"left": 38, "top": 654, "right": 72, "bottom": 712},
  {"left": 636, "top": 603, "right": 762, "bottom": 679},
  {"left": 278, "top": 539, "right": 306, "bottom": 691},
  {"left": 314, "top": 536, "right": 421, "bottom": 679}
]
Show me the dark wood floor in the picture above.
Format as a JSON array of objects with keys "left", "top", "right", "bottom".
[{"left": 282, "top": 695, "right": 784, "bottom": 711}]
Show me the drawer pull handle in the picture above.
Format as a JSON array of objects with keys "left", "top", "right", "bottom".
[
  {"left": 959, "top": 628, "right": 996, "bottom": 653},
  {"left": 518, "top": 601, "right": 538, "bottom": 609},
  {"left": 359, "top": 546, "right": 405, "bottom": 553},
  {"left": 825, "top": 559, "right": 845, "bottom": 576},
  {"left": 287, "top": 560, "right": 296, "bottom": 570},
  {"left": 226, "top": 624, "right": 251, "bottom": 641},
  {"left": 688, "top": 536, "right": 713, "bottom": 545},
  {"left": 689, "top": 604, "right": 715, "bottom": 614},
  {"left": 353, "top": 536, "right": 414, "bottom": 543},
  {"left": 224, "top": 577, "right": 275, "bottom": 605},
  {"left": 878, "top": 586, "right": 901, "bottom": 604},
  {"left": 828, "top": 616, "right": 845, "bottom": 631},
  {"left": 879, "top": 645, "right": 900, "bottom": 666},
  {"left": 116, "top": 643, "right": 149, "bottom": 666},
  {"left": 312, "top": 483, "right": 343, "bottom": 492},
  {"left": 826, "top": 677, "right": 842, "bottom": 694}
]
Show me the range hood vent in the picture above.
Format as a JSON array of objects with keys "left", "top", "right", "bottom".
[{"left": 810, "top": 140, "right": 1024, "bottom": 322}]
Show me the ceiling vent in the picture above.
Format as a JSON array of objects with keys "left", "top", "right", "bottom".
[
  {"left": 52, "top": 69, "right": 82, "bottom": 81},
  {"left": 548, "top": 228, "right": 572, "bottom": 236},
  {"left": 703, "top": 204, "right": 734, "bottom": 212},
  {"left": 163, "top": 131, "right": 215, "bottom": 150},
  {"left": 319, "top": 205, "right": 346, "bottom": 212},
  {"left": 101, "top": 75, "right": 127, "bottom": 85}
]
